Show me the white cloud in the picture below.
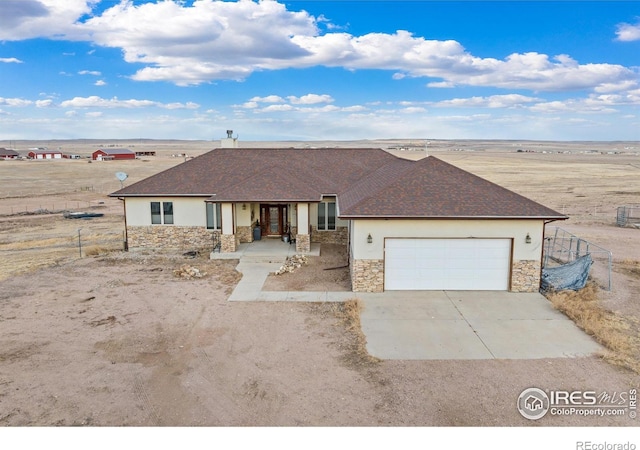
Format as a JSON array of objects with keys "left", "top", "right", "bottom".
[
  {"left": 529, "top": 97, "right": 618, "bottom": 114},
  {"left": 0, "top": 57, "right": 23, "bottom": 63},
  {"left": 0, "top": 1, "right": 636, "bottom": 95},
  {"left": 163, "top": 101, "right": 199, "bottom": 110},
  {"left": 0, "top": 0, "right": 97, "bottom": 40},
  {"left": 616, "top": 20, "right": 640, "bottom": 41},
  {"left": 59, "top": 95, "right": 200, "bottom": 109},
  {"left": 249, "top": 95, "right": 286, "bottom": 103},
  {"left": 0, "top": 97, "right": 32, "bottom": 107},
  {"left": 79, "top": 70, "right": 101, "bottom": 76},
  {"left": 287, "top": 94, "right": 334, "bottom": 105},
  {"left": 262, "top": 104, "right": 294, "bottom": 112},
  {"left": 400, "top": 107, "right": 427, "bottom": 114},
  {"left": 341, "top": 105, "right": 367, "bottom": 112},
  {"left": 427, "top": 81, "right": 455, "bottom": 88},
  {"left": 80, "top": 0, "right": 317, "bottom": 85},
  {"left": 435, "top": 94, "right": 541, "bottom": 109},
  {"left": 35, "top": 99, "right": 54, "bottom": 107},
  {"left": 85, "top": 111, "right": 102, "bottom": 117},
  {"left": 94, "top": 79, "right": 107, "bottom": 86}
]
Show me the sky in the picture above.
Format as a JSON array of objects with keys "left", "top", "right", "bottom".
[{"left": 0, "top": 0, "right": 639, "bottom": 141}]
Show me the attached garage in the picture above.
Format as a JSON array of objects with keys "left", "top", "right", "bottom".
[{"left": 384, "top": 238, "right": 512, "bottom": 291}]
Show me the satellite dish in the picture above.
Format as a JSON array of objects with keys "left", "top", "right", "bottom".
[{"left": 115, "top": 172, "right": 128, "bottom": 188}]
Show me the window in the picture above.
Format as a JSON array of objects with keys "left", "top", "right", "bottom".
[
  {"left": 151, "top": 202, "right": 161, "bottom": 224},
  {"left": 317, "top": 201, "right": 336, "bottom": 231},
  {"left": 150, "top": 201, "right": 173, "bottom": 224},
  {"left": 163, "top": 202, "right": 174, "bottom": 224},
  {"left": 206, "top": 203, "right": 222, "bottom": 230}
]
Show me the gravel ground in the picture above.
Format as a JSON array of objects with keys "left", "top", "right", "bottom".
[{"left": 1, "top": 245, "right": 638, "bottom": 430}]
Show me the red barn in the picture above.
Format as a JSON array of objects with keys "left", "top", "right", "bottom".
[
  {"left": 92, "top": 148, "right": 136, "bottom": 161},
  {"left": 28, "top": 149, "right": 62, "bottom": 159}
]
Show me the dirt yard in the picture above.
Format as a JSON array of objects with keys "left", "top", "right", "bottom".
[{"left": 1, "top": 140, "right": 639, "bottom": 427}]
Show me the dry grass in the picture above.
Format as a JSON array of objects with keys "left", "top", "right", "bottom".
[
  {"left": 546, "top": 282, "right": 640, "bottom": 374},
  {"left": 618, "top": 259, "right": 640, "bottom": 279},
  {"left": 333, "top": 299, "right": 380, "bottom": 367},
  {"left": 84, "top": 245, "right": 120, "bottom": 256}
]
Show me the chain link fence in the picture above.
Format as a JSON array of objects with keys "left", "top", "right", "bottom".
[{"left": 543, "top": 226, "right": 613, "bottom": 291}]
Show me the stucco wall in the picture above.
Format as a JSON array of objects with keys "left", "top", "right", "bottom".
[
  {"left": 349, "top": 218, "right": 546, "bottom": 292},
  {"left": 125, "top": 197, "right": 210, "bottom": 226},
  {"left": 350, "top": 219, "right": 544, "bottom": 262}
]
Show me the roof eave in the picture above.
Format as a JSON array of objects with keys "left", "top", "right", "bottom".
[
  {"left": 339, "top": 214, "right": 569, "bottom": 220},
  {"left": 109, "top": 193, "right": 214, "bottom": 198}
]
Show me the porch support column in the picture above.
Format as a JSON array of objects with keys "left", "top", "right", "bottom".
[
  {"left": 296, "top": 203, "right": 310, "bottom": 253},
  {"left": 220, "top": 203, "right": 237, "bottom": 253}
]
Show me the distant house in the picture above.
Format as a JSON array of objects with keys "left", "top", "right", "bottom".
[
  {"left": 92, "top": 148, "right": 136, "bottom": 161},
  {"left": 28, "top": 149, "right": 62, "bottom": 159},
  {"left": 0, "top": 148, "right": 20, "bottom": 159}
]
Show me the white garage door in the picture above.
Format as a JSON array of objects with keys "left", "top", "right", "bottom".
[{"left": 384, "top": 238, "right": 511, "bottom": 290}]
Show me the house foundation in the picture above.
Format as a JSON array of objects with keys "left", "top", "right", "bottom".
[
  {"left": 296, "top": 234, "right": 311, "bottom": 253},
  {"left": 127, "top": 226, "right": 217, "bottom": 251},
  {"left": 221, "top": 234, "right": 237, "bottom": 253},
  {"left": 310, "top": 226, "right": 348, "bottom": 246},
  {"left": 511, "top": 260, "right": 541, "bottom": 293},
  {"left": 351, "top": 258, "right": 384, "bottom": 293},
  {"left": 236, "top": 225, "right": 253, "bottom": 243}
]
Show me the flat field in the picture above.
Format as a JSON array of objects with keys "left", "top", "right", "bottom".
[{"left": 0, "top": 139, "right": 639, "bottom": 427}]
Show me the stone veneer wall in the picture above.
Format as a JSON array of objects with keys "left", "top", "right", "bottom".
[
  {"left": 236, "top": 226, "right": 253, "bottom": 243},
  {"left": 310, "top": 226, "right": 348, "bottom": 246},
  {"left": 511, "top": 260, "right": 541, "bottom": 292},
  {"left": 127, "top": 226, "right": 217, "bottom": 251},
  {"left": 296, "top": 234, "right": 310, "bottom": 253},
  {"left": 221, "top": 234, "right": 237, "bottom": 253},
  {"left": 351, "top": 258, "right": 384, "bottom": 293}
]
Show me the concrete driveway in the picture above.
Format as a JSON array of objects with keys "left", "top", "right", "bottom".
[{"left": 358, "top": 291, "right": 603, "bottom": 360}]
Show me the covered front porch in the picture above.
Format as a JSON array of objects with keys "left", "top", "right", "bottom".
[
  {"left": 210, "top": 236, "right": 320, "bottom": 260},
  {"left": 213, "top": 201, "right": 313, "bottom": 255}
]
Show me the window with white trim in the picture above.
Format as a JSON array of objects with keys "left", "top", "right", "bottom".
[
  {"left": 317, "top": 201, "right": 336, "bottom": 231},
  {"left": 150, "top": 201, "right": 173, "bottom": 224},
  {"left": 206, "top": 203, "right": 222, "bottom": 230}
]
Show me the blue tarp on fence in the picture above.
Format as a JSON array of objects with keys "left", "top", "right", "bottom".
[{"left": 541, "top": 254, "right": 593, "bottom": 291}]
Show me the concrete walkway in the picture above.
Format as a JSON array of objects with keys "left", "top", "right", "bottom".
[
  {"left": 215, "top": 240, "right": 603, "bottom": 360},
  {"left": 217, "top": 238, "right": 353, "bottom": 302}
]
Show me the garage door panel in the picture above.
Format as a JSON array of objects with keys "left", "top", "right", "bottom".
[{"left": 385, "top": 238, "right": 511, "bottom": 291}]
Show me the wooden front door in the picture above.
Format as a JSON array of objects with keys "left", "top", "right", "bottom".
[{"left": 260, "top": 204, "right": 287, "bottom": 236}]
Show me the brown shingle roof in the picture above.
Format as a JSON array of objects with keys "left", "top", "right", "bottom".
[
  {"left": 339, "top": 156, "right": 565, "bottom": 218},
  {"left": 0, "top": 148, "right": 19, "bottom": 157},
  {"left": 111, "top": 148, "right": 398, "bottom": 200},
  {"left": 111, "top": 148, "right": 565, "bottom": 220}
]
